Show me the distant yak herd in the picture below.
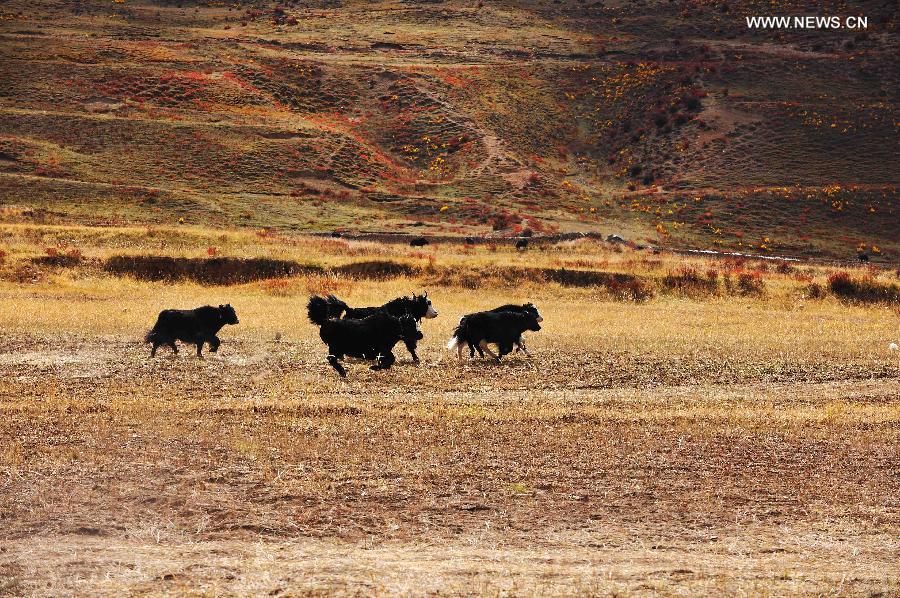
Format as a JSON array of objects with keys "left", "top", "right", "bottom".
[{"left": 145, "top": 293, "right": 543, "bottom": 378}]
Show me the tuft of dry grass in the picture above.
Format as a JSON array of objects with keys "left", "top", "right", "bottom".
[{"left": 828, "top": 270, "right": 900, "bottom": 305}]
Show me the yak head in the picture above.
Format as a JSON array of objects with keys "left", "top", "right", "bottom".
[
  {"left": 398, "top": 314, "right": 424, "bottom": 342},
  {"left": 412, "top": 291, "right": 438, "bottom": 319},
  {"left": 219, "top": 304, "right": 239, "bottom": 325},
  {"left": 523, "top": 302, "right": 543, "bottom": 323}
]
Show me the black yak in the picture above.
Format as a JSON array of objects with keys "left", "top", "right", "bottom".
[
  {"left": 410, "top": 237, "right": 429, "bottom": 247},
  {"left": 145, "top": 304, "right": 239, "bottom": 357},
  {"left": 307, "top": 295, "right": 422, "bottom": 377},
  {"left": 447, "top": 307, "right": 542, "bottom": 361},
  {"left": 515, "top": 239, "right": 529, "bottom": 250},
  {"left": 319, "top": 293, "right": 437, "bottom": 362},
  {"left": 452, "top": 303, "right": 542, "bottom": 359}
]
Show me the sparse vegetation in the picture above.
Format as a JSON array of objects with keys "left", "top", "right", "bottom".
[
  {"left": 661, "top": 266, "right": 719, "bottom": 297},
  {"left": 736, "top": 271, "right": 766, "bottom": 297},
  {"left": 805, "top": 281, "right": 826, "bottom": 300},
  {"left": 828, "top": 271, "right": 900, "bottom": 304},
  {"left": 104, "top": 255, "right": 315, "bottom": 284}
]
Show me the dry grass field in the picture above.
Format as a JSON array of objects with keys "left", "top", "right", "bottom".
[{"left": 0, "top": 229, "right": 898, "bottom": 595}]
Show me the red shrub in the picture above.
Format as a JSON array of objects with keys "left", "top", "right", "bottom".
[
  {"left": 736, "top": 272, "right": 765, "bottom": 296},
  {"left": 828, "top": 271, "right": 899, "bottom": 304}
]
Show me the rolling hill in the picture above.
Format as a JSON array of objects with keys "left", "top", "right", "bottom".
[{"left": 0, "top": 0, "right": 897, "bottom": 260}]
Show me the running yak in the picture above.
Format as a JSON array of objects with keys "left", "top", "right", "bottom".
[
  {"left": 146, "top": 304, "right": 240, "bottom": 357},
  {"left": 319, "top": 293, "right": 437, "bottom": 363},
  {"left": 447, "top": 303, "right": 542, "bottom": 361},
  {"left": 307, "top": 295, "right": 423, "bottom": 378}
]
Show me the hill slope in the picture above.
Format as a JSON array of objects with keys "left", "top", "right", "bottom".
[{"left": 0, "top": 0, "right": 897, "bottom": 260}]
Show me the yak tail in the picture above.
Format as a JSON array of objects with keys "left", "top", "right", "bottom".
[
  {"left": 325, "top": 294, "right": 349, "bottom": 316},
  {"left": 447, "top": 316, "right": 468, "bottom": 350},
  {"left": 307, "top": 295, "right": 331, "bottom": 326}
]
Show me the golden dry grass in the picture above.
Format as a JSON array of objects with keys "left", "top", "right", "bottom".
[{"left": 0, "top": 231, "right": 898, "bottom": 596}]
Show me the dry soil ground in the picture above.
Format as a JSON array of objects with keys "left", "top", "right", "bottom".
[{"left": 0, "top": 271, "right": 897, "bottom": 596}]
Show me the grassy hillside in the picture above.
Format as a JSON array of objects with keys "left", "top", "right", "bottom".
[{"left": 0, "top": 0, "right": 896, "bottom": 260}]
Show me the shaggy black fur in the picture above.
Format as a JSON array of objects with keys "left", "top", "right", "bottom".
[
  {"left": 321, "top": 293, "right": 437, "bottom": 362},
  {"left": 453, "top": 303, "right": 543, "bottom": 359},
  {"left": 308, "top": 295, "right": 423, "bottom": 378},
  {"left": 145, "top": 304, "right": 239, "bottom": 357},
  {"left": 448, "top": 308, "right": 542, "bottom": 362}
]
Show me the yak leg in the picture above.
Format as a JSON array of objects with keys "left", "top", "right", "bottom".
[
  {"left": 208, "top": 335, "right": 221, "bottom": 353},
  {"left": 151, "top": 337, "right": 176, "bottom": 356},
  {"left": 403, "top": 339, "right": 419, "bottom": 363},
  {"left": 327, "top": 353, "right": 347, "bottom": 378},
  {"left": 516, "top": 335, "right": 531, "bottom": 357},
  {"left": 372, "top": 351, "right": 396, "bottom": 371},
  {"left": 479, "top": 340, "right": 500, "bottom": 362},
  {"left": 196, "top": 339, "right": 205, "bottom": 358},
  {"left": 498, "top": 341, "right": 515, "bottom": 359}
]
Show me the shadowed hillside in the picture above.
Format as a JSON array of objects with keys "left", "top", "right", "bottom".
[{"left": 0, "top": 0, "right": 896, "bottom": 260}]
